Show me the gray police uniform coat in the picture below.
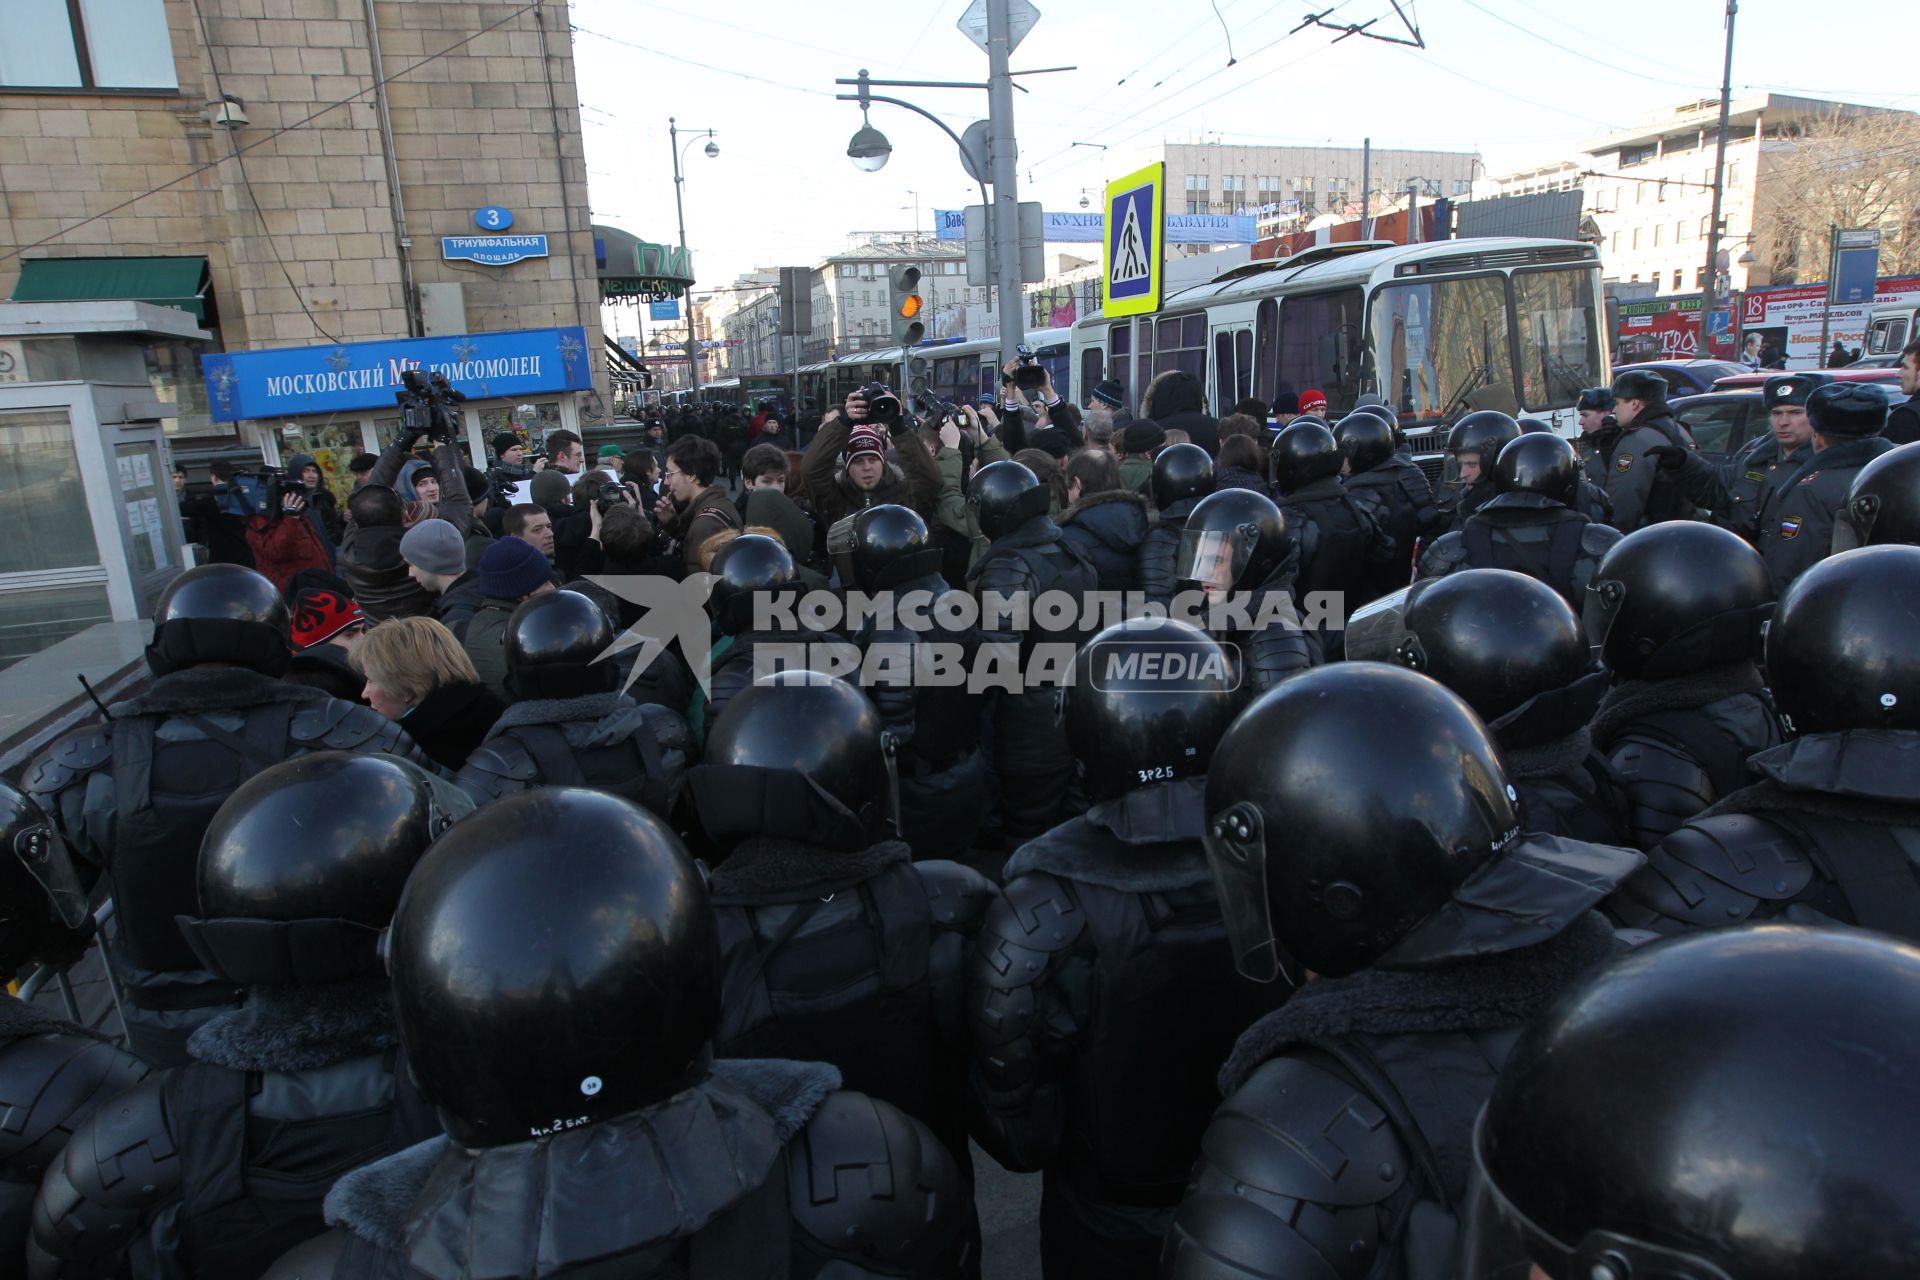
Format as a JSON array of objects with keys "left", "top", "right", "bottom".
[
  {"left": 1576, "top": 415, "right": 1692, "bottom": 532},
  {"left": 1753, "top": 436, "right": 1895, "bottom": 590},
  {"left": 1714, "top": 434, "right": 1810, "bottom": 543}
]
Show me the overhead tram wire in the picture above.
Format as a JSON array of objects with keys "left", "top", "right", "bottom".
[
  {"left": 3, "top": 0, "right": 552, "bottom": 265},
  {"left": 1456, "top": 0, "right": 1717, "bottom": 91}
]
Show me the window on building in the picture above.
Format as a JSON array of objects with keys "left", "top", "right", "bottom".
[
  {"left": 1292, "top": 177, "right": 1314, "bottom": 194},
  {"left": 0, "top": 0, "right": 178, "bottom": 90},
  {"left": 1636, "top": 184, "right": 1646, "bottom": 205},
  {"left": 1653, "top": 225, "right": 1663, "bottom": 247},
  {"left": 1256, "top": 176, "right": 1285, "bottom": 205},
  {"left": 1728, "top": 162, "right": 1740, "bottom": 188},
  {"left": 1632, "top": 228, "right": 1642, "bottom": 250},
  {"left": 1611, "top": 232, "right": 1621, "bottom": 254},
  {"left": 1699, "top": 215, "right": 1711, "bottom": 237},
  {"left": 1222, "top": 175, "right": 1246, "bottom": 209},
  {"left": 1631, "top": 274, "right": 1641, "bottom": 283},
  {"left": 1676, "top": 220, "right": 1688, "bottom": 242},
  {"left": 1696, "top": 267, "right": 1708, "bottom": 288},
  {"left": 1185, "top": 173, "right": 1210, "bottom": 215},
  {"left": 1672, "top": 269, "right": 1683, "bottom": 290}
]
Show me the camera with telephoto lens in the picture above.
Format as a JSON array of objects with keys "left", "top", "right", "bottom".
[
  {"left": 856, "top": 382, "right": 903, "bottom": 426},
  {"left": 913, "top": 389, "right": 962, "bottom": 427},
  {"left": 595, "top": 482, "right": 635, "bottom": 515},
  {"left": 395, "top": 369, "right": 466, "bottom": 444},
  {"left": 1013, "top": 343, "right": 1048, "bottom": 392}
]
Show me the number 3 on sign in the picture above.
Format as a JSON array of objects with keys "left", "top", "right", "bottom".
[{"left": 473, "top": 206, "right": 515, "bottom": 231}]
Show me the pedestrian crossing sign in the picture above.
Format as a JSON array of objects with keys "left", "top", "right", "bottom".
[{"left": 1103, "top": 163, "right": 1164, "bottom": 318}]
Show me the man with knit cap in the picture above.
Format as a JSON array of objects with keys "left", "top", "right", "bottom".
[
  {"left": 459, "top": 538, "right": 557, "bottom": 698},
  {"left": 399, "top": 518, "right": 485, "bottom": 639},
  {"left": 283, "top": 586, "right": 366, "bottom": 702},
  {"left": 1117, "top": 420, "right": 1165, "bottom": 496},
  {"left": 800, "top": 386, "right": 943, "bottom": 525}
]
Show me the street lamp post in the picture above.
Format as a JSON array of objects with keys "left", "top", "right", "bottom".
[{"left": 669, "top": 117, "right": 719, "bottom": 399}]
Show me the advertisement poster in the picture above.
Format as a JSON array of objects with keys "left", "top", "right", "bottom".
[{"left": 1739, "top": 275, "right": 1920, "bottom": 369}]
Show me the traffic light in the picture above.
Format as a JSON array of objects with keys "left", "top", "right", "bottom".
[{"left": 889, "top": 264, "right": 925, "bottom": 347}]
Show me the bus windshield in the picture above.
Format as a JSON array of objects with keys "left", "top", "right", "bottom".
[
  {"left": 1372, "top": 275, "right": 1517, "bottom": 425},
  {"left": 1514, "top": 268, "right": 1603, "bottom": 410}
]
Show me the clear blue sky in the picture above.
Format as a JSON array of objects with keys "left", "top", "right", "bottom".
[{"left": 567, "top": 0, "right": 1918, "bottom": 336}]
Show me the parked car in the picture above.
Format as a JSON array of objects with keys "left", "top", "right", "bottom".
[
  {"left": 1675, "top": 370, "right": 1903, "bottom": 464},
  {"left": 1610, "top": 359, "right": 1749, "bottom": 397}
]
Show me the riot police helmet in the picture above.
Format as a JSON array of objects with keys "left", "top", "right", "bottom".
[
  {"left": 1847, "top": 441, "right": 1920, "bottom": 546},
  {"left": 1462, "top": 925, "right": 1920, "bottom": 1280},
  {"left": 1766, "top": 544, "right": 1920, "bottom": 735},
  {"left": 146, "top": 563, "right": 293, "bottom": 677},
  {"left": 1444, "top": 410, "right": 1521, "bottom": 487},
  {"left": 1584, "top": 522, "right": 1773, "bottom": 679},
  {"left": 1392, "top": 570, "right": 1590, "bottom": 725},
  {"left": 691, "top": 670, "right": 890, "bottom": 852},
  {"left": 1334, "top": 412, "right": 1396, "bottom": 474},
  {"left": 1269, "top": 421, "right": 1343, "bottom": 493},
  {"left": 706, "top": 533, "right": 797, "bottom": 637},
  {"left": 1516, "top": 416, "right": 1554, "bottom": 434},
  {"left": 1175, "top": 487, "right": 1291, "bottom": 596},
  {"left": 1150, "top": 443, "right": 1216, "bottom": 509},
  {"left": 388, "top": 788, "right": 719, "bottom": 1148},
  {"left": 1202, "top": 664, "right": 1639, "bottom": 981},
  {"left": 848, "top": 504, "right": 930, "bottom": 593},
  {"left": 180, "top": 752, "right": 465, "bottom": 986},
  {"left": 1067, "top": 618, "right": 1240, "bottom": 803},
  {"left": 1494, "top": 433, "right": 1580, "bottom": 506},
  {"left": 969, "top": 460, "right": 1051, "bottom": 541},
  {"left": 503, "top": 588, "right": 617, "bottom": 700}
]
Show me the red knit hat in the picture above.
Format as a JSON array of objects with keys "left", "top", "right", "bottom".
[
  {"left": 844, "top": 426, "right": 886, "bottom": 465},
  {"left": 1299, "top": 389, "right": 1328, "bottom": 416},
  {"left": 291, "top": 588, "right": 364, "bottom": 648}
]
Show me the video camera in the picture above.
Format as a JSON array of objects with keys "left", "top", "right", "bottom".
[
  {"left": 1011, "top": 343, "right": 1048, "bottom": 392},
  {"left": 395, "top": 369, "right": 466, "bottom": 445},
  {"left": 856, "top": 382, "right": 903, "bottom": 426},
  {"left": 213, "top": 467, "right": 304, "bottom": 517}
]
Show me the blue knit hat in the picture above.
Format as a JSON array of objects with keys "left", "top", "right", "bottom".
[{"left": 477, "top": 537, "right": 552, "bottom": 599}]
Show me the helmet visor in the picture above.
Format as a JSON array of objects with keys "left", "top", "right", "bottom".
[
  {"left": 1200, "top": 799, "right": 1287, "bottom": 983},
  {"left": 13, "top": 821, "right": 89, "bottom": 931},
  {"left": 1176, "top": 526, "right": 1255, "bottom": 594},
  {"left": 1343, "top": 583, "right": 1415, "bottom": 662}
]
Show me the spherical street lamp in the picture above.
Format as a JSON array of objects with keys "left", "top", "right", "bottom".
[
  {"left": 847, "top": 122, "right": 892, "bottom": 173},
  {"left": 1079, "top": 193, "right": 1090, "bottom": 209},
  {"left": 704, "top": 139, "right": 719, "bottom": 159}
]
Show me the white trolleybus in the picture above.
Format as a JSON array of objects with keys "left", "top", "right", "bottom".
[{"left": 1069, "top": 237, "right": 1609, "bottom": 483}]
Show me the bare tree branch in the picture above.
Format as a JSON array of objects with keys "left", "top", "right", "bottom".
[{"left": 1751, "top": 109, "right": 1920, "bottom": 284}]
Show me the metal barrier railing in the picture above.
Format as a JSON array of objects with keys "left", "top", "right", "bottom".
[{"left": 11, "top": 898, "right": 131, "bottom": 1047}]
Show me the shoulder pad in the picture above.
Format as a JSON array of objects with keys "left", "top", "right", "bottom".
[
  {"left": 1416, "top": 532, "right": 1465, "bottom": 579},
  {"left": 635, "top": 703, "right": 693, "bottom": 753},
  {"left": 0, "top": 1033, "right": 149, "bottom": 1181},
  {"left": 31, "top": 1072, "right": 182, "bottom": 1269},
  {"left": 26, "top": 729, "right": 114, "bottom": 804},
  {"left": 1612, "top": 814, "right": 1811, "bottom": 932},
  {"left": 787, "top": 1091, "right": 972, "bottom": 1275},
  {"left": 1581, "top": 523, "right": 1623, "bottom": 557},
  {"left": 912, "top": 859, "right": 1001, "bottom": 932},
  {"left": 1606, "top": 734, "right": 1716, "bottom": 842},
  {"left": 290, "top": 700, "right": 408, "bottom": 753},
  {"left": 981, "top": 871, "right": 1088, "bottom": 964},
  {"left": 1161, "top": 1053, "right": 1404, "bottom": 1280},
  {"left": 453, "top": 739, "right": 537, "bottom": 804}
]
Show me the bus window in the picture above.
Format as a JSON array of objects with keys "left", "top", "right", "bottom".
[
  {"left": 1255, "top": 299, "right": 1279, "bottom": 404},
  {"left": 1514, "top": 269, "right": 1603, "bottom": 410},
  {"left": 1038, "top": 345, "right": 1071, "bottom": 398},
  {"left": 1213, "top": 330, "right": 1235, "bottom": 416},
  {"left": 1080, "top": 345, "right": 1106, "bottom": 405},
  {"left": 1371, "top": 276, "right": 1516, "bottom": 425},
  {"left": 1235, "top": 330, "right": 1254, "bottom": 406},
  {"left": 1154, "top": 315, "right": 1206, "bottom": 383},
  {"left": 1867, "top": 315, "right": 1910, "bottom": 356},
  {"left": 1111, "top": 322, "right": 1132, "bottom": 406},
  {"left": 1278, "top": 288, "right": 1365, "bottom": 418}
]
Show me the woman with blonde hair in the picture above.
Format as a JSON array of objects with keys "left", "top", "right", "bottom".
[{"left": 352, "top": 616, "right": 504, "bottom": 770}]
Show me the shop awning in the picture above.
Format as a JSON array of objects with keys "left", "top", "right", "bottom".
[{"left": 9, "top": 256, "right": 210, "bottom": 322}]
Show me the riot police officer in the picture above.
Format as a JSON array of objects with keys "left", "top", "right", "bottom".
[
  {"left": 1575, "top": 370, "right": 1695, "bottom": 531},
  {"left": 1436, "top": 409, "right": 1521, "bottom": 530},
  {"left": 1136, "top": 444, "right": 1215, "bottom": 612},
  {"left": 0, "top": 783, "right": 148, "bottom": 1272},
  {"left": 263, "top": 788, "right": 971, "bottom": 1278},
  {"left": 1162, "top": 664, "right": 1642, "bottom": 1280},
  {"left": 1530, "top": 405, "right": 1614, "bottom": 524},
  {"left": 1844, "top": 439, "right": 1920, "bottom": 547},
  {"left": 967, "top": 461, "right": 1098, "bottom": 845},
  {"left": 701, "top": 533, "right": 853, "bottom": 734},
  {"left": 1270, "top": 421, "right": 1390, "bottom": 657},
  {"left": 1584, "top": 522, "right": 1782, "bottom": 847},
  {"left": 1710, "top": 372, "right": 1830, "bottom": 541},
  {"left": 695, "top": 672, "right": 996, "bottom": 1260},
  {"left": 1417, "top": 433, "right": 1621, "bottom": 604},
  {"left": 1753, "top": 381, "right": 1894, "bottom": 589},
  {"left": 1390, "top": 569, "right": 1624, "bottom": 844},
  {"left": 969, "top": 619, "right": 1288, "bottom": 1280},
  {"left": 25, "top": 564, "right": 424, "bottom": 1066},
  {"left": 1459, "top": 925, "right": 1920, "bottom": 1280},
  {"left": 844, "top": 505, "right": 988, "bottom": 858},
  {"left": 31, "top": 754, "right": 459, "bottom": 1278},
  {"left": 1336, "top": 412, "right": 1438, "bottom": 603},
  {"left": 1173, "top": 487, "right": 1319, "bottom": 692},
  {"left": 454, "top": 587, "right": 691, "bottom": 818},
  {"left": 1606, "top": 545, "right": 1920, "bottom": 938}
]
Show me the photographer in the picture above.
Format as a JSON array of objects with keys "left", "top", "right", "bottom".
[
  {"left": 800, "top": 384, "right": 943, "bottom": 526},
  {"left": 1000, "top": 353, "right": 1083, "bottom": 455},
  {"left": 934, "top": 402, "right": 1011, "bottom": 579},
  {"left": 242, "top": 473, "right": 335, "bottom": 592}
]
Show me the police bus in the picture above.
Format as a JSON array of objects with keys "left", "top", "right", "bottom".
[
  {"left": 785, "top": 328, "right": 1073, "bottom": 419},
  {"left": 1069, "top": 237, "right": 1608, "bottom": 480}
]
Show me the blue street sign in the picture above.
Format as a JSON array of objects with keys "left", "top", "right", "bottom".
[
  {"left": 442, "top": 234, "right": 549, "bottom": 266},
  {"left": 200, "top": 326, "right": 592, "bottom": 422},
  {"left": 649, "top": 299, "right": 681, "bottom": 321},
  {"left": 473, "top": 206, "right": 516, "bottom": 231},
  {"left": 1832, "top": 245, "right": 1881, "bottom": 305},
  {"left": 1104, "top": 163, "right": 1164, "bottom": 317}
]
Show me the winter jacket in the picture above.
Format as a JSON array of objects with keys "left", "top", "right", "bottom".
[
  {"left": 1059, "top": 489, "right": 1150, "bottom": 594},
  {"left": 459, "top": 594, "right": 529, "bottom": 699},
  {"left": 398, "top": 680, "right": 505, "bottom": 772},
  {"left": 431, "top": 570, "right": 486, "bottom": 640},
  {"left": 338, "top": 523, "right": 434, "bottom": 622},
  {"left": 801, "top": 412, "right": 944, "bottom": 526},
  {"left": 662, "top": 483, "right": 742, "bottom": 574},
  {"left": 1754, "top": 435, "right": 1895, "bottom": 591},
  {"left": 283, "top": 642, "right": 365, "bottom": 704}
]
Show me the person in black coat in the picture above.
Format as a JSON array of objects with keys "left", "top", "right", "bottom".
[
  {"left": 351, "top": 616, "right": 505, "bottom": 772},
  {"left": 1140, "top": 369, "right": 1220, "bottom": 455},
  {"left": 1058, "top": 450, "right": 1149, "bottom": 594}
]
